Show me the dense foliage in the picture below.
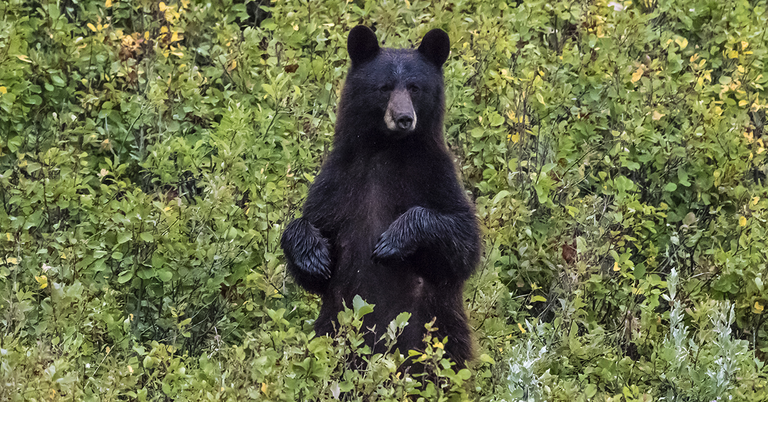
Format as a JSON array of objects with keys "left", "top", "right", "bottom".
[{"left": 1, "top": 0, "right": 768, "bottom": 401}]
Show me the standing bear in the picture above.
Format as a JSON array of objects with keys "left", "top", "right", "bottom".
[{"left": 281, "top": 26, "right": 481, "bottom": 367}]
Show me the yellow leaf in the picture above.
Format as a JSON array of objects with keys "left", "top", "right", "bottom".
[
  {"left": 261, "top": 383, "right": 267, "bottom": 393},
  {"left": 510, "top": 132, "right": 520, "bottom": 143},
  {"left": 0, "top": 86, "right": 6, "bottom": 94},
  {"left": 752, "top": 197, "right": 760, "bottom": 206},
  {"left": 728, "top": 50, "right": 738, "bottom": 59},
  {"left": 613, "top": 261, "right": 620, "bottom": 272},
  {"left": 739, "top": 216, "right": 747, "bottom": 227},
  {"left": 675, "top": 37, "right": 688, "bottom": 49},
  {"left": 7, "top": 257, "right": 19, "bottom": 265},
  {"left": 631, "top": 67, "right": 644, "bottom": 83},
  {"left": 517, "top": 323, "right": 526, "bottom": 333},
  {"left": 741, "top": 41, "right": 749, "bottom": 51},
  {"left": 160, "top": 26, "right": 169, "bottom": 35},
  {"left": 106, "top": 346, "right": 111, "bottom": 354},
  {"left": 433, "top": 341, "right": 444, "bottom": 349},
  {"left": 652, "top": 111, "right": 664, "bottom": 121},
  {"left": 127, "top": 365, "right": 134, "bottom": 374},
  {"left": 689, "top": 53, "right": 699, "bottom": 63},
  {"left": 739, "top": 100, "right": 748, "bottom": 107},
  {"left": 105, "top": 0, "right": 112, "bottom": 7},
  {"left": 87, "top": 23, "right": 97, "bottom": 32},
  {"left": 755, "top": 302, "right": 764, "bottom": 314},
  {"left": 5, "top": 233, "right": 11, "bottom": 241},
  {"left": 16, "top": 54, "right": 32, "bottom": 63},
  {"left": 159, "top": 2, "right": 167, "bottom": 12},
  {"left": 35, "top": 275, "right": 48, "bottom": 289}
]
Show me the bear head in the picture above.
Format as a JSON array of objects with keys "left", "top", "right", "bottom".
[{"left": 336, "top": 26, "right": 451, "bottom": 142}]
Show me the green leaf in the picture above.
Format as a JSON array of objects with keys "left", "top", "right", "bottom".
[
  {"left": 117, "top": 270, "right": 132, "bottom": 284},
  {"left": 634, "top": 263, "right": 646, "bottom": 280},
  {"left": 394, "top": 312, "right": 411, "bottom": 328},
  {"left": 352, "top": 295, "right": 374, "bottom": 317},
  {"left": 51, "top": 75, "right": 66, "bottom": 87},
  {"left": 479, "top": 353, "right": 495, "bottom": 365},
  {"left": 470, "top": 127, "right": 485, "bottom": 138},
  {"left": 492, "top": 190, "right": 510, "bottom": 205},
  {"left": 157, "top": 269, "right": 173, "bottom": 282},
  {"left": 117, "top": 231, "right": 132, "bottom": 245},
  {"left": 585, "top": 383, "right": 597, "bottom": 399}
]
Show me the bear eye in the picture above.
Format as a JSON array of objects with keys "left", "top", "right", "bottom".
[
  {"left": 407, "top": 84, "right": 419, "bottom": 93},
  {"left": 379, "top": 84, "right": 393, "bottom": 93}
]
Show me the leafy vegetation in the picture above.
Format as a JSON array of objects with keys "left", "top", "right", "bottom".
[{"left": 1, "top": 0, "right": 767, "bottom": 401}]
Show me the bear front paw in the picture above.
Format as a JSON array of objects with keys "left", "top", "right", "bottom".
[
  {"left": 371, "top": 233, "right": 414, "bottom": 264},
  {"left": 293, "top": 244, "right": 332, "bottom": 280},
  {"left": 281, "top": 218, "right": 333, "bottom": 280}
]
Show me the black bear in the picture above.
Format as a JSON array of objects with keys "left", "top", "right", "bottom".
[{"left": 281, "top": 26, "right": 481, "bottom": 367}]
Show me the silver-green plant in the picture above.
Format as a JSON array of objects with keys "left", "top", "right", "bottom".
[
  {"left": 505, "top": 321, "right": 548, "bottom": 402},
  {"left": 660, "top": 268, "right": 754, "bottom": 401},
  {"left": 659, "top": 268, "right": 699, "bottom": 401},
  {"left": 703, "top": 303, "right": 749, "bottom": 401}
]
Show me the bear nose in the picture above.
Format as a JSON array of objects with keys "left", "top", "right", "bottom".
[{"left": 396, "top": 115, "right": 413, "bottom": 130}]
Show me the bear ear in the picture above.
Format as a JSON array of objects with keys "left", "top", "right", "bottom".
[
  {"left": 418, "top": 29, "right": 450, "bottom": 67},
  {"left": 347, "top": 25, "right": 379, "bottom": 66}
]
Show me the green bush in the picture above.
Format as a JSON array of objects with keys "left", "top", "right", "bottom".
[{"left": 1, "top": 0, "right": 767, "bottom": 401}]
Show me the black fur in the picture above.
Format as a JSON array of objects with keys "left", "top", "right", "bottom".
[{"left": 281, "top": 26, "right": 481, "bottom": 367}]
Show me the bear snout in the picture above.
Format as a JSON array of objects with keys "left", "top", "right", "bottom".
[
  {"left": 384, "top": 89, "right": 417, "bottom": 133},
  {"left": 395, "top": 114, "right": 413, "bottom": 130}
]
